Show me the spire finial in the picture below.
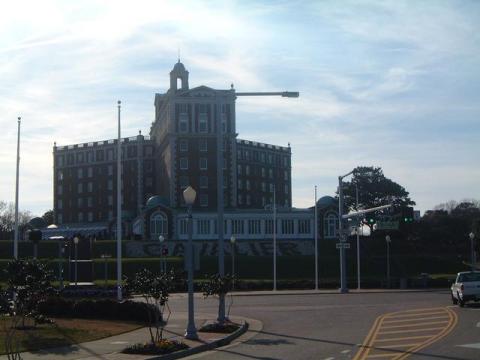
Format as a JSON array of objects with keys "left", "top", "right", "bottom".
[{"left": 178, "top": 48, "right": 181, "bottom": 63}]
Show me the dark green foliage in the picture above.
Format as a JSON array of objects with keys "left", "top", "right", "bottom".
[
  {"left": 38, "top": 297, "right": 159, "bottom": 322},
  {"left": 124, "top": 269, "right": 182, "bottom": 343},
  {"left": 122, "top": 340, "right": 188, "bottom": 355},
  {"left": 198, "top": 322, "right": 239, "bottom": 333},
  {"left": 4, "top": 259, "right": 55, "bottom": 326},
  {"left": 201, "top": 274, "right": 235, "bottom": 298},
  {"left": 338, "top": 166, "right": 415, "bottom": 212}
]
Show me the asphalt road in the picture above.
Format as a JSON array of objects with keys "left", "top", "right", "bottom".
[{"left": 169, "top": 290, "right": 480, "bottom": 360}]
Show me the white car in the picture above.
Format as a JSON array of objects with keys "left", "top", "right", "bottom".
[{"left": 451, "top": 271, "right": 480, "bottom": 307}]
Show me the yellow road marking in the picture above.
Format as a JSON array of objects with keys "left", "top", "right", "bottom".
[
  {"left": 375, "top": 335, "right": 432, "bottom": 343},
  {"left": 377, "top": 343, "right": 423, "bottom": 349},
  {"left": 353, "top": 307, "right": 457, "bottom": 360},
  {"left": 386, "top": 311, "right": 445, "bottom": 319},
  {"left": 378, "top": 326, "right": 445, "bottom": 335},
  {"left": 381, "top": 320, "right": 449, "bottom": 329},
  {"left": 383, "top": 315, "right": 449, "bottom": 324}
]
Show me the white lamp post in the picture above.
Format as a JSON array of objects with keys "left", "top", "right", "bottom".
[
  {"left": 73, "top": 236, "right": 79, "bottom": 286},
  {"left": 386, "top": 235, "right": 391, "bottom": 288},
  {"left": 469, "top": 232, "right": 476, "bottom": 271},
  {"left": 159, "top": 235, "right": 165, "bottom": 273},
  {"left": 183, "top": 186, "right": 198, "bottom": 340},
  {"left": 230, "top": 235, "right": 236, "bottom": 290}
]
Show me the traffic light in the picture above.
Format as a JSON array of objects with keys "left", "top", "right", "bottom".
[
  {"left": 365, "top": 213, "right": 376, "bottom": 225},
  {"left": 401, "top": 207, "right": 414, "bottom": 223}
]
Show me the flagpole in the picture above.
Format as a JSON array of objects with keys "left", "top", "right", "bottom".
[
  {"left": 14, "top": 117, "right": 21, "bottom": 259},
  {"left": 116, "top": 101, "right": 122, "bottom": 301},
  {"left": 314, "top": 185, "right": 318, "bottom": 290}
]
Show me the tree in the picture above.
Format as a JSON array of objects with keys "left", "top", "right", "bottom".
[
  {"left": 0, "top": 201, "right": 33, "bottom": 238},
  {"left": 124, "top": 269, "right": 176, "bottom": 344},
  {"left": 41, "top": 210, "right": 54, "bottom": 226},
  {"left": 338, "top": 166, "right": 415, "bottom": 212}
]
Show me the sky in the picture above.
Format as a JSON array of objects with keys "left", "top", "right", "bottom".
[{"left": 0, "top": 0, "right": 479, "bottom": 217}]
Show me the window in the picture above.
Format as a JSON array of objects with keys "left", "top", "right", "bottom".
[
  {"left": 88, "top": 212, "right": 93, "bottom": 222},
  {"left": 265, "top": 219, "right": 274, "bottom": 234},
  {"left": 232, "top": 220, "right": 244, "bottom": 234},
  {"left": 108, "top": 195, "right": 113, "bottom": 206},
  {"left": 78, "top": 198, "right": 83, "bottom": 207},
  {"left": 197, "top": 219, "right": 210, "bottom": 234},
  {"left": 246, "top": 180, "right": 251, "bottom": 190},
  {"left": 261, "top": 182, "right": 266, "bottom": 192},
  {"left": 107, "top": 149, "right": 114, "bottom": 161},
  {"left": 108, "top": 180, "right": 113, "bottom": 190},
  {"left": 146, "top": 177, "right": 153, "bottom": 187},
  {"left": 261, "top": 168, "right": 266, "bottom": 177},
  {"left": 87, "top": 167, "right": 93, "bottom": 177},
  {"left": 150, "top": 212, "right": 168, "bottom": 238},
  {"left": 268, "top": 154, "right": 273, "bottom": 164},
  {"left": 108, "top": 165, "right": 113, "bottom": 176},
  {"left": 269, "top": 183, "right": 274, "bottom": 193},
  {"left": 324, "top": 213, "right": 338, "bottom": 238},
  {"left": 200, "top": 194, "right": 208, "bottom": 207},
  {"left": 57, "top": 199, "right": 63, "bottom": 210},
  {"left": 199, "top": 158, "right": 207, "bottom": 170},
  {"left": 283, "top": 156, "right": 289, "bottom": 166},
  {"left": 57, "top": 170, "right": 63, "bottom": 181},
  {"left": 284, "top": 170, "right": 288, "bottom": 181},
  {"left": 179, "top": 176, "right": 189, "bottom": 189},
  {"left": 298, "top": 219, "right": 311, "bottom": 234},
  {"left": 87, "top": 197, "right": 93, "bottom": 207},
  {"left": 179, "top": 113, "right": 188, "bottom": 133},
  {"left": 76, "top": 152, "right": 84, "bottom": 164},
  {"left": 269, "top": 169, "right": 273, "bottom": 178},
  {"left": 57, "top": 155, "right": 64, "bottom": 166},
  {"left": 77, "top": 183, "right": 83, "bottom": 194},
  {"left": 179, "top": 140, "right": 188, "bottom": 152},
  {"left": 221, "top": 104, "right": 227, "bottom": 133},
  {"left": 57, "top": 185, "right": 63, "bottom": 195},
  {"left": 238, "top": 179, "right": 243, "bottom": 190},
  {"left": 108, "top": 210, "right": 113, "bottom": 220},
  {"left": 78, "top": 212, "right": 84, "bottom": 222},
  {"left": 199, "top": 176, "right": 208, "bottom": 189},
  {"left": 78, "top": 168, "right": 83, "bottom": 179},
  {"left": 88, "top": 182, "right": 93, "bottom": 192},
  {"left": 199, "top": 113, "right": 207, "bottom": 133},
  {"left": 260, "top": 152, "right": 266, "bottom": 163},
  {"left": 199, "top": 139, "right": 207, "bottom": 152},
  {"left": 87, "top": 151, "right": 94, "bottom": 163},
  {"left": 223, "top": 158, "right": 227, "bottom": 170},
  {"left": 246, "top": 165, "right": 250, "bottom": 175},
  {"left": 237, "top": 194, "right": 243, "bottom": 205},
  {"left": 282, "top": 219, "right": 294, "bottom": 234},
  {"left": 180, "top": 158, "right": 188, "bottom": 170},
  {"left": 179, "top": 219, "right": 188, "bottom": 235},
  {"left": 246, "top": 195, "right": 251, "bottom": 205},
  {"left": 248, "top": 220, "right": 261, "bottom": 234},
  {"left": 96, "top": 149, "right": 104, "bottom": 161},
  {"left": 57, "top": 213, "right": 63, "bottom": 224},
  {"left": 237, "top": 164, "right": 242, "bottom": 175},
  {"left": 284, "top": 184, "right": 289, "bottom": 194}
]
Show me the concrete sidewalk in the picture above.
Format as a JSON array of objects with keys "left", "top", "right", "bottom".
[{"left": 0, "top": 313, "right": 260, "bottom": 360}]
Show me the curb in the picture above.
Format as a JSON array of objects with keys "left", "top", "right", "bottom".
[{"left": 146, "top": 321, "right": 249, "bottom": 360}]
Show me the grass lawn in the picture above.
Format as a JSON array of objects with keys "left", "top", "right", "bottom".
[{"left": 0, "top": 317, "right": 143, "bottom": 355}]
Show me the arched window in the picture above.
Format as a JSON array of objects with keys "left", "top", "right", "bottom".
[
  {"left": 323, "top": 213, "right": 338, "bottom": 238},
  {"left": 150, "top": 212, "right": 168, "bottom": 238}
]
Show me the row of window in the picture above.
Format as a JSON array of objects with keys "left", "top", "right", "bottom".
[
  {"left": 237, "top": 149, "right": 290, "bottom": 167},
  {"left": 177, "top": 104, "right": 229, "bottom": 134},
  {"left": 57, "top": 161, "right": 153, "bottom": 181},
  {"left": 237, "top": 164, "right": 289, "bottom": 180},
  {"left": 56, "top": 146, "right": 154, "bottom": 166},
  {"left": 237, "top": 194, "right": 290, "bottom": 207},
  {"left": 238, "top": 180, "right": 289, "bottom": 194},
  {"left": 179, "top": 158, "right": 227, "bottom": 171},
  {"left": 177, "top": 218, "right": 312, "bottom": 236}
]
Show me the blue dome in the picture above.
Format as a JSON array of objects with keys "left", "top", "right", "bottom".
[
  {"left": 317, "top": 196, "right": 336, "bottom": 209},
  {"left": 173, "top": 61, "right": 186, "bottom": 72},
  {"left": 28, "top": 217, "right": 47, "bottom": 229},
  {"left": 146, "top": 195, "right": 169, "bottom": 209}
]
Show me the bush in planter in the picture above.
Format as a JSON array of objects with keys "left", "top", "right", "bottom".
[
  {"left": 124, "top": 268, "right": 181, "bottom": 345},
  {"left": 122, "top": 339, "right": 188, "bottom": 355}
]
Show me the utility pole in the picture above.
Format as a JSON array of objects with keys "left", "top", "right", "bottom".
[{"left": 14, "top": 117, "right": 21, "bottom": 259}]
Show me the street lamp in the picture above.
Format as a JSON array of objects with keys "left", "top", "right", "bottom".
[
  {"left": 338, "top": 170, "right": 354, "bottom": 293},
  {"left": 159, "top": 235, "right": 165, "bottom": 274},
  {"left": 469, "top": 232, "right": 476, "bottom": 271},
  {"left": 230, "top": 236, "right": 236, "bottom": 290},
  {"left": 73, "top": 236, "right": 79, "bottom": 286},
  {"left": 386, "top": 235, "right": 391, "bottom": 288},
  {"left": 183, "top": 186, "right": 198, "bottom": 340}
]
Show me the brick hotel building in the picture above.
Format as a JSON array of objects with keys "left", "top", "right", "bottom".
[{"left": 51, "top": 61, "right": 309, "bottom": 241}]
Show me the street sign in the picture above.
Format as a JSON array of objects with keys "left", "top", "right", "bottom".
[
  {"left": 336, "top": 243, "right": 351, "bottom": 249},
  {"left": 376, "top": 221, "right": 400, "bottom": 230}
]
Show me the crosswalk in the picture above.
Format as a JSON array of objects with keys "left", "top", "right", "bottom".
[{"left": 353, "top": 307, "right": 457, "bottom": 360}]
